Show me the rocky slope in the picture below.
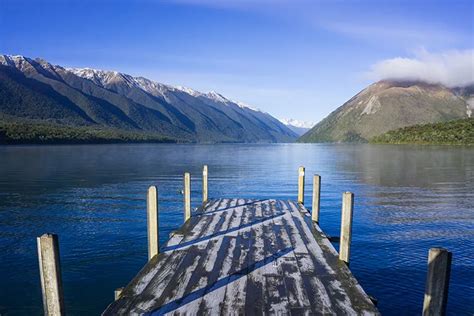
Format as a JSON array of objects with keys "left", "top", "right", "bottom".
[
  {"left": 0, "top": 55, "right": 297, "bottom": 143},
  {"left": 299, "top": 80, "right": 473, "bottom": 143}
]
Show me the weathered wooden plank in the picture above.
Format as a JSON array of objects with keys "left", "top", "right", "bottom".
[
  {"left": 276, "top": 203, "right": 314, "bottom": 313},
  {"left": 277, "top": 202, "right": 332, "bottom": 315},
  {"left": 261, "top": 200, "right": 291, "bottom": 314},
  {"left": 194, "top": 199, "right": 248, "bottom": 314},
  {"left": 171, "top": 201, "right": 239, "bottom": 314},
  {"left": 288, "top": 200, "right": 379, "bottom": 314},
  {"left": 283, "top": 201, "right": 342, "bottom": 315},
  {"left": 146, "top": 199, "right": 254, "bottom": 315},
  {"left": 106, "top": 200, "right": 224, "bottom": 314},
  {"left": 244, "top": 200, "right": 267, "bottom": 315},
  {"left": 142, "top": 201, "right": 235, "bottom": 312},
  {"left": 220, "top": 199, "right": 257, "bottom": 314},
  {"left": 103, "top": 198, "right": 379, "bottom": 316}
]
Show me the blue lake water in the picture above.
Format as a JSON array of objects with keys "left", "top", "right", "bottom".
[{"left": 0, "top": 143, "right": 473, "bottom": 315}]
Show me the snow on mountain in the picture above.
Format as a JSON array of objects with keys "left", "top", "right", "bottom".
[
  {"left": 278, "top": 118, "right": 315, "bottom": 136},
  {"left": 235, "top": 101, "right": 261, "bottom": 112},
  {"left": 174, "top": 85, "right": 202, "bottom": 97},
  {"left": 1, "top": 55, "right": 288, "bottom": 126},
  {"left": 279, "top": 118, "right": 315, "bottom": 129},
  {"left": 0, "top": 54, "right": 29, "bottom": 65},
  {"left": 205, "top": 91, "right": 230, "bottom": 103},
  {"left": 0, "top": 54, "right": 298, "bottom": 142},
  {"left": 67, "top": 66, "right": 262, "bottom": 113}
]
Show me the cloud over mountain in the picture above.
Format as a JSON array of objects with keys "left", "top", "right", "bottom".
[{"left": 368, "top": 49, "right": 474, "bottom": 88}]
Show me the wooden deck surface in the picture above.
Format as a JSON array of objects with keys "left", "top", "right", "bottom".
[{"left": 103, "top": 199, "right": 380, "bottom": 315}]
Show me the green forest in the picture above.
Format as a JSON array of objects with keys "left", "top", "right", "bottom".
[
  {"left": 371, "top": 118, "right": 474, "bottom": 145},
  {"left": 0, "top": 120, "right": 176, "bottom": 144}
]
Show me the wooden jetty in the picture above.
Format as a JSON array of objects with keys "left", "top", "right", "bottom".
[
  {"left": 36, "top": 165, "right": 453, "bottom": 315},
  {"left": 105, "top": 198, "right": 378, "bottom": 315}
]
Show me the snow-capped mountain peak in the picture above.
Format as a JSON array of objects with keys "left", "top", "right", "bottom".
[
  {"left": 0, "top": 54, "right": 34, "bottom": 70},
  {"left": 279, "top": 118, "right": 315, "bottom": 129},
  {"left": 235, "top": 101, "right": 260, "bottom": 112},
  {"left": 278, "top": 118, "right": 315, "bottom": 136},
  {"left": 1, "top": 55, "right": 265, "bottom": 114},
  {"left": 174, "top": 86, "right": 202, "bottom": 97},
  {"left": 66, "top": 64, "right": 263, "bottom": 113},
  {"left": 0, "top": 54, "right": 299, "bottom": 142},
  {"left": 205, "top": 91, "right": 230, "bottom": 103}
]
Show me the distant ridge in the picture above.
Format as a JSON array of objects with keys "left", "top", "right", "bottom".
[
  {"left": 279, "top": 118, "right": 315, "bottom": 136},
  {"left": 299, "top": 80, "right": 473, "bottom": 143},
  {"left": 0, "top": 55, "right": 297, "bottom": 143}
]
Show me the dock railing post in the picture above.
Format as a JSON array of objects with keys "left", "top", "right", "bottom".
[
  {"left": 423, "top": 248, "right": 452, "bottom": 316},
  {"left": 298, "top": 166, "right": 305, "bottom": 204},
  {"left": 312, "top": 175, "right": 321, "bottom": 222},
  {"left": 184, "top": 172, "right": 191, "bottom": 221},
  {"left": 339, "top": 192, "right": 354, "bottom": 264},
  {"left": 147, "top": 186, "right": 159, "bottom": 261},
  {"left": 114, "top": 287, "right": 124, "bottom": 301},
  {"left": 203, "top": 165, "right": 208, "bottom": 204},
  {"left": 37, "top": 233, "right": 65, "bottom": 316}
]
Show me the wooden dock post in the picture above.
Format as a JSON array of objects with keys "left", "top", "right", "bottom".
[
  {"left": 298, "top": 166, "right": 305, "bottom": 204},
  {"left": 312, "top": 174, "right": 321, "bottom": 222},
  {"left": 423, "top": 248, "right": 452, "bottom": 316},
  {"left": 184, "top": 172, "right": 191, "bottom": 221},
  {"left": 202, "top": 165, "right": 208, "bottom": 203},
  {"left": 37, "top": 233, "right": 65, "bottom": 316},
  {"left": 147, "top": 186, "right": 159, "bottom": 261},
  {"left": 339, "top": 192, "right": 354, "bottom": 264},
  {"left": 114, "top": 287, "right": 124, "bottom": 301}
]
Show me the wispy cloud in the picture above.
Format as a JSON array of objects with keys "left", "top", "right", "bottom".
[
  {"left": 168, "top": 0, "right": 469, "bottom": 48},
  {"left": 320, "top": 21, "right": 466, "bottom": 47},
  {"left": 367, "top": 49, "right": 474, "bottom": 87},
  {"left": 167, "top": 0, "right": 295, "bottom": 9}
]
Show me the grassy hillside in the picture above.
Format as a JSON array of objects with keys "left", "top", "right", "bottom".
[
  {"left": 371, "top": 118, "right": 474, "bottom": 145},
  {"left": 0, "top": 119, "right": 176, "bottom": 144}
]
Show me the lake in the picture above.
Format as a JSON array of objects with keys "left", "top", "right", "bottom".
[{"left": 0, "top": 143, "right": 473, "bottom": 315}]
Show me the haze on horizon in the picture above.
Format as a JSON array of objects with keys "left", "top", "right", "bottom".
[{"left": 0, "top": 0, "right": 472, "bottom": 123}]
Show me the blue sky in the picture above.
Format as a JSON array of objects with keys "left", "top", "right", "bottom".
[{"left": 1, "top": 0, "right": 473, "bottom": 122}]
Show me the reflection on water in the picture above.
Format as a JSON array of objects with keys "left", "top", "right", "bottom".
[{"left": 0, "top": 144, "right": 472, "bottom": 315}]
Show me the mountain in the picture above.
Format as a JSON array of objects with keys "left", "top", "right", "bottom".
[
  {"left": 0, "top": 55, "right": 297, "bottom": 143},
  {"left": 279, "top": 118, "right": 315, "bottom": 136},
  {"left": 299, "top": 80, "right": 473, "bottom": 143}
]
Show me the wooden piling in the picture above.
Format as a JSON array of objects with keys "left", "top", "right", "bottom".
[
  {"left": 115, "top": 287, "right": 124, "bottom": 301},
  {"left": 147, "top": 186, "right": 159, "bottom": 261},
  {"left": 312, "top": 174, "right": 321, "bottom": 222},
  {"left": 184, "top": 172, "right": 191, "bottom": 221},
  {"left": 423, "top": 248, "right": 452, "bottom": 316},
  {"left": 298, "top": 166, "right": 305, "bottom": 204},
  {"left": 37, "top": 233, "right": 65, "bottom": 316},
  {"left": 203, "top": 165, "right": 208, "bottom": 203},
  {"left": 339, "top": 192, "right": 354, "bottom": 264}
]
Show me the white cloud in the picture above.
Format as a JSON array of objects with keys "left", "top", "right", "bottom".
[{"left": 368, "top": 49, "right": 474, "bottom": 87}]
